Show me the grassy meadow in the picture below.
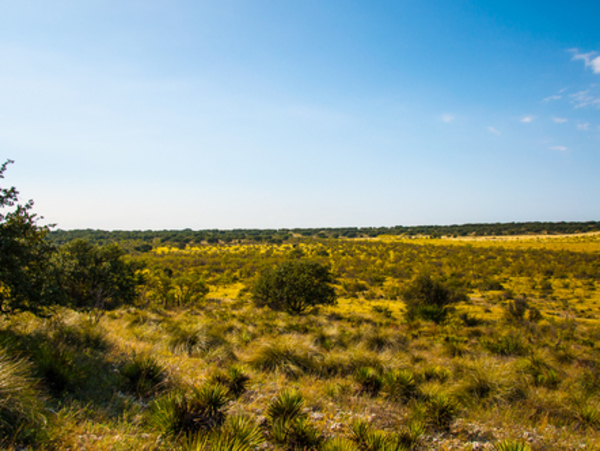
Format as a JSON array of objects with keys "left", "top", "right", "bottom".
[{"left": 2, "top": 233, "right": 600, "bottom": 450}]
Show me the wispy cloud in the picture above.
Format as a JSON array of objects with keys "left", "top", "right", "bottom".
[
  {"left": 487, "top": 126, "right": 501, "bottom": 135},
  {"left": 550, "top": 146, "right": 568, "bottom": 151},
  {"left": 569, "top": 48, "right": 600, "bottom": 74},
  {"left": 577, "top": 122, "right": 590, "bottom": 130},
  {"left": 570, "top": 88, "right": 600, "bottom": 108},
  {"left": 543, "top": 95, "right": 562, "bottom": 102},
  {"left": 521, "top": 116, "right": 534, "bottom": 123},
  {"left": 553, "top": 117, "right": 568, "bottom": 123},
  {"left": 441, "top": 114, "right": 455, "bottom": 123}
]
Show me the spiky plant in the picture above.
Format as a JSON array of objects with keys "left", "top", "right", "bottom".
[
  {"left": 493, "top": 440, "right": 532, "bottom": 451},
  {"left": 149, "top": 383, "right": 230, "bottom": 437},
  {"left": 271, "top": 416, "right": 323, "bottom": 450},
  {"left": 420, "top": 364, "right": 451, "bottom": 383},
  {"left": 321, "top": 437, "right": 360, "bottom": 451},
  {"left": 266, "top": 389, "right": 305, "bottom": 424},
  {"left": 354, "top": 367, "right": 383, "bottom": 396},
  {"left": 396, "top": 420, "right": 424, "bottom": 449},
  {"left": 383, "top": 369, "right": 419, "bottom": 402},
  {"left": 32, "top": 342, "right": 79, "bottom": 394},
  {"left": 168, "top": 322, "right": 226, "bottom": 356},
  {"left": 423, "top": 393, "right": 458, "bottom": 431},
  {"left": 247, "top": 336, "right": 319, "bottom": 378},
  {"left": 349, "top": 419, "right": 406, "bottom": 451},
  {"left": 0, "top": 349, "right": 45, "bottom": 444},
  {"left": 209, "top": 365, "right": 250, "bottom": 398},
  {"left": 120, "top": 353, "right": 167, "bottom": 398},
  {"left": 574, "top": 402, "right": 600, "bottom": 429},
  {"left": 183, "top": 414, "right": 264, "bottom": 451}
]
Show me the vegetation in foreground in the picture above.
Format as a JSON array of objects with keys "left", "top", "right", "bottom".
[{"left": 1, "top": 160, "right": 600, "bottom": 449}]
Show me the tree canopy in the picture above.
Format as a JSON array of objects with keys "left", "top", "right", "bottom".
[{"left": 251, "top": 260, "right": 337, "bottom": 314}]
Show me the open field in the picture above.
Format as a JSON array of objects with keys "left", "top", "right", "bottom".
[{"left": 2, "top": 235, "right": 600, "bottom": 450}]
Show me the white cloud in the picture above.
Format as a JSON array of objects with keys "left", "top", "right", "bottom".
[
  {"left": 487, "top": 126, "right": 501, "bottom": 135},
  {"left": 543, "top": 95, "right": 562, "bottom": 102},
  {"left": 570, "top": 88, "right": 600, "bottom": 108},
  {"left": 577, "top": 122, "right": 590, "bottom": 130},
  {"left": 441, "top": 114, "right": 455, "bottom": 123},
  {"left": 553, "top": 117, "right": 567, "bottom": 123},
  {"left": 521, "top": 116, "right": 534, "bottom": 123},
  {"left": 570, "top": 49, "right": 600, "bottom": 74},
  {"left": 550, "top": 146, "right": 568, "bottom": 151}
]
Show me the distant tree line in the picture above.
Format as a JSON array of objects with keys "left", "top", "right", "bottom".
[{"left": 48, "top": 221, "right": 600, "bottom": 250}]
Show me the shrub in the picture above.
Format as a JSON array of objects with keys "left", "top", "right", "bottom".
[
  {"left": 402, "top": 274, "right": 467, "bottom": 323},
  {"left": 252, "top": 260, "right": 337, "bottom": 314}
]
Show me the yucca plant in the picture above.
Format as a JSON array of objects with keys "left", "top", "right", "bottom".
[
  {"left": 247, "top": 336, "right": 319, "bottom": 378},
  {"left": 574, "top": 402, "right": 600, "bottom": 429},
  {"left": 209, "top": 365, "right": 250, "bottom": 398},
  {"left": 266, "top": 389, "right": 305, "bottom": 424},
  {"left": 182, "top": 413, "right": 264, "bottom": 451},
  {"left": 383, "top": 369, "right": 419, "bottom": 402},
  {"left": 149, "top": 383, "right": 230, "bottom": 437},
  {"left": 321, "top": 437, "right": 360, "bottom": 451},
  {"left": 271, "top": 416, "right": 323, "bottom": 450},
  {"left": 55, "top": 316, "right": 109, "bottom": 352},
  {"left": 423, "top": 393, "right": 458, "bottom": 431},
  {"left": 354, "top": 367, "right": 383, "bottom": 396},
  {"left": 493, "top": 440, "right": 532, "bottom": 451},
  {"left": 120, "top": 353, "right": 167, "bottom": 398},
  {"left": 169, "top": 322, "right": 226, "bottom": 356},
  {"left": 396, "top": 420, "right": 424, "bottom": 449},
  {"left": 32, "top": 341, "right": 79, "bottom": 394},
  {"left": 349, "top": 419, "right": 406, "bottom": 451},
  {"left": 420, "top": 364, "right": 451, "bottom": 383},
  {"left": 0, "top": 349, "right": 45, "bottom": 444}
]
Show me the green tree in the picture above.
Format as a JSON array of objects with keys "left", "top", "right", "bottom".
[
  {"left": 0, "top": 160, "right": 55, "bottom": 312},
  {"left": 53, "top": 239, "right": 144, "bottom": 311},
  {"left": 402, "top": 273, "right": 467, "bottom": 323},
  {"left": 252, "top": 260, "right": 337, "bottom": 314}
]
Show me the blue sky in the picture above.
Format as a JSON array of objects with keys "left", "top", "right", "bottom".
[{"left": 1, "top": 1, "right": 599, "bottom": 230}]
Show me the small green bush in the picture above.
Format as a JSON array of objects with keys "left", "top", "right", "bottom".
[
  {"left": 402, "top": 274, "right": 467, "bottom": 323},
  {"left": 252, "top": 260, "right": 337, "bottom": 314}
]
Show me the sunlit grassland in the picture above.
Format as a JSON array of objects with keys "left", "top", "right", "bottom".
[{"left": 2, "top": 235, "right": 600, "bottom": 450}]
